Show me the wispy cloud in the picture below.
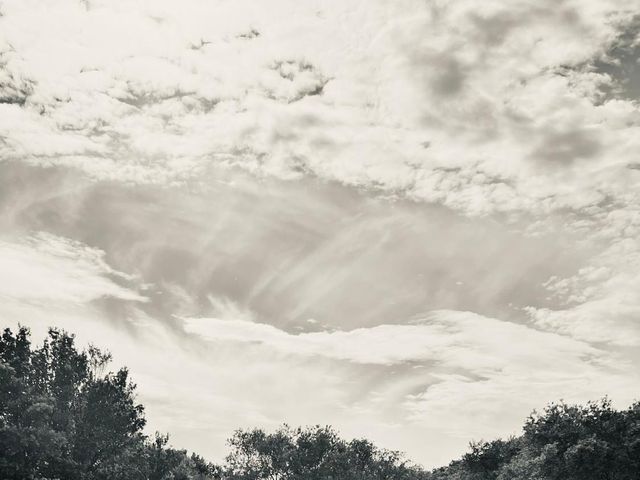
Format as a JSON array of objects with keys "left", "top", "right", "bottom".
[
  {"left": 182, "top": 310, "right": 601, "bottom": 368},
  {"left": 0, "top": 232, "right": 145, "bottom": 304},
  {"left": 179, "top": 308, "right": 638, "bottom": 464}
]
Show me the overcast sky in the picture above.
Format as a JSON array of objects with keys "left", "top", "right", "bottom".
[{"left": 1, "top": 0, "right": 640, "bottom": 468}]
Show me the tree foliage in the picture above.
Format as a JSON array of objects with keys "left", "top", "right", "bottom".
[
  {"left": 429, "top": 399, "right": 640, "bottom": 480},
  {"left": 0, "top": 326, "right": 219, "bottom": 480},
  {"left": 224, "top": 424, "right": 428, "bottom": 480}
]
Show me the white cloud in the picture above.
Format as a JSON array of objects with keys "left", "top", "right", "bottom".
[
  {"left": 527, "top": 210, "right": 640, "bottom": 346},
  {"left": 0, "top": 232, "right": 145, "bottom": 304},
  {"left": 182, "top": 309, "right": 638, "bottom": 464},
  {"left": 0, "top": 0, "right": 637, "bottom": 214},
  {"left": 183, "top": 310, "right": 602, "bottom": 369}
]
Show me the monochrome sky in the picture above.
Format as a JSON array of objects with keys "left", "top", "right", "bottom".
[{"left": 1, "top": 0, "right": 640, "bottom": 468}]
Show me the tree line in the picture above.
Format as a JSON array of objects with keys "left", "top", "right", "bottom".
[{"left": 1, "top": 327, "right": 639, "bottom": 479}]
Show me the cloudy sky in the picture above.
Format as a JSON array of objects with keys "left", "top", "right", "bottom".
[{"left": 1, "top": 0, "right": 640, "bottom": 468}]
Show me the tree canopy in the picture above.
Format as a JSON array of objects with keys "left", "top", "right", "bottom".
[
  {"left": 429, "top": 398, "right": 640, "bottom": 480},
  {"left": 1, "top": 326, "right": 639, "bottom": 480},
  {"left": 0, "top": 326, "right": 219, "bottom": 480},
  {"left": 224, "top": 424, "right": 427, "bottom": 480}
]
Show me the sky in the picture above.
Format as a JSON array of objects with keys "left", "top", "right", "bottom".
[{"left": 1, "top": 0, "right": 640, "bottom": 469}]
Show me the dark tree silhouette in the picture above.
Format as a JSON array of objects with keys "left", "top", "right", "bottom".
[
  {"left": 0, "top": 326, "right": 218, "bottom": 480},
  {"left": 429, "top": 399, "right": 640, "bottom": 480},
  {"left": 224, "top": 425, "right": 427, "bottom": 480}
]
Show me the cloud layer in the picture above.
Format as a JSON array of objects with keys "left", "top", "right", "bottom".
[
  {"left": 0, "top": 232, "right": 144, "bottom": 304},
  {"left": 1, "top": 0, "right": 639, "bottom": 469},
  {"left": 0, "top": 0, "right": 638, "bottom": 211}
]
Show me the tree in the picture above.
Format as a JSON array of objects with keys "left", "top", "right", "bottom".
[
  {"left": 224, "top": 425, "right": 427, "bottom": 480},
  {"left": 522, "top": 399, "right": 640, "bottom": 480},
  {"left": 0, "top": 326, "right": 218, "bottom": 480},
  {"left": 431, "top": 398, "right": 640, "bottom": 480},
  {"left": 457, "top": 438, "right": 520, "bottom": 480}
]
